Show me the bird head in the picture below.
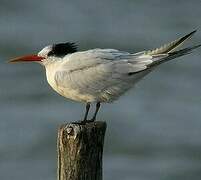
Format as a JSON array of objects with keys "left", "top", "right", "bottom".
[{"left": 9, "top": 42, "right": 77, "bottom": 64}]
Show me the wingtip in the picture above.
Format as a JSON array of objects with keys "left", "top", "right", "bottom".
[
  {"left": 191, "top": 29, "right": 197, "bottom": 34},
  {"left": 185, "top": 29, "right": 197, "bottom": 38},
  {"left": 169, "top": 43, "right": 201, "bottom": 56}
]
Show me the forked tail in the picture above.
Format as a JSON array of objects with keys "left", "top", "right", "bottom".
[{"left": 145, "top": 30, "right": 201, "bottom": 66}]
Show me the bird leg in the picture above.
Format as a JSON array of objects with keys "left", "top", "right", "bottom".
[
  {"left": 82, "top": 102, "right": 91, "bottom": 123},
  {"left": 89, "top": 102, "right": 101, "bottom": 122}
]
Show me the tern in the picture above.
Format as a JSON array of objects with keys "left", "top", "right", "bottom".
[{"left": 10, "top": 31, "right": 201, "bottom": 123}]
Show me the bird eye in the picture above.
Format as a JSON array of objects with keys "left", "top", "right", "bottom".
[{"left": 47, "top": 50, "right": 55, "bottom": 56}]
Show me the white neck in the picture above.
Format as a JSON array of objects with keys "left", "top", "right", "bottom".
[{"left": 40, "top": 57, "right": 62, "bottom": 67}]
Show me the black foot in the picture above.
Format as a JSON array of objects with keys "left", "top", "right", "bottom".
[
  {"left": 72, "top": 120, "right": 87, "bottom": 125},
  {"left": 88, "top": 118, "right": 95, "bottom": 123},
  {"left": 72, "top": 119, "right": 95, "bottom": 125}
]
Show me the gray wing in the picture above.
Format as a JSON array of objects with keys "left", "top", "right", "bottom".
[
  {"left": 53, "top": 49, "right": 161, "bottom": 102},
  {"left": 54, "top": 49, "right": 155, "bottom": 94},
  {"left": 54, "top": 30, "right": 200, "bottom": 101}
]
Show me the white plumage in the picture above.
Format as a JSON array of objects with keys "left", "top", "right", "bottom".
[
  {"left": 10, "top": 31, "right": 201, "bottom": 122},
  {"left": 44, "top": 49, "right": 155, "bottom": 103}
]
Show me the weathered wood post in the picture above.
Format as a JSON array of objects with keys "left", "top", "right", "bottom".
[{"left": 57, "top": 121, "right": 107, "bottom": 180}]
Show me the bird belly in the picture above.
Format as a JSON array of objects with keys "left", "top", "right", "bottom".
[
  {"left": 55, "top": 86, "right": 97, "bottom": 102},
  {"left": 47, "top": 77, "right": 124, "bottom": 103},
  {"left": 47, "top": 79, "right": 96, "bottom": 103},
  {"left": 45, "top": 64, "right": 149, "bottom": 103},
  {"left": 47, "top": 76, "right": 146, "bottom": 103}
]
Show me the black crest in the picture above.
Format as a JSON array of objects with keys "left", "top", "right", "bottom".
[{"left": 48, "top": 42, "right": 77, "bottom": 57}]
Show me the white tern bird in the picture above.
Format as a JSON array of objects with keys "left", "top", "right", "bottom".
[{"left": 10, "top": 30, "right": 201, "bottom": 123}]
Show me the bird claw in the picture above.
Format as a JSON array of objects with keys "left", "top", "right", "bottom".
[
  {"left": 72, "top": 119, "right": 95, "bottom": 125},
  {"left": 72, "top": 120, "right": 87, "bottom": 125},
  {"left": 87, "top": 118, "right": 95, "bottom": 123}
]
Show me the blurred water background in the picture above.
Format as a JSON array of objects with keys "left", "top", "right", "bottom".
[{"left": 0, "top": 0, "right": 201, "bottom": 179}]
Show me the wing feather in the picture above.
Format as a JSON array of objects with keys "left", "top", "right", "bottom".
[{"left": 54, "top": 49, "right": 154, "bottom": 100}]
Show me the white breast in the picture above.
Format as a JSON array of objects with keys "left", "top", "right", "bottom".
[{"left": 45, "top": 61, "right": 96, "bottom": 102}]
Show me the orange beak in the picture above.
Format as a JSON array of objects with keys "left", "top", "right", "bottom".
[{"left": 9, "top": 55, "right": 45, "bottom": 63}]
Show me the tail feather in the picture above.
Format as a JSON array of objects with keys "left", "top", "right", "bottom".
[
  {"left": 150, "top": 44, "right": 201, "bottom": 67},
  {"left": 168, "top": 44, "right": 201, "bottom": 56},
  {"left": 146, "top": 30, "right": 197, "bottom": 55}
]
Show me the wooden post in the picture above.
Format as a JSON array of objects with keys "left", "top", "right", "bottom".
[{"left": 57, "top": 121, "right": 107, "bottom": 180}]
